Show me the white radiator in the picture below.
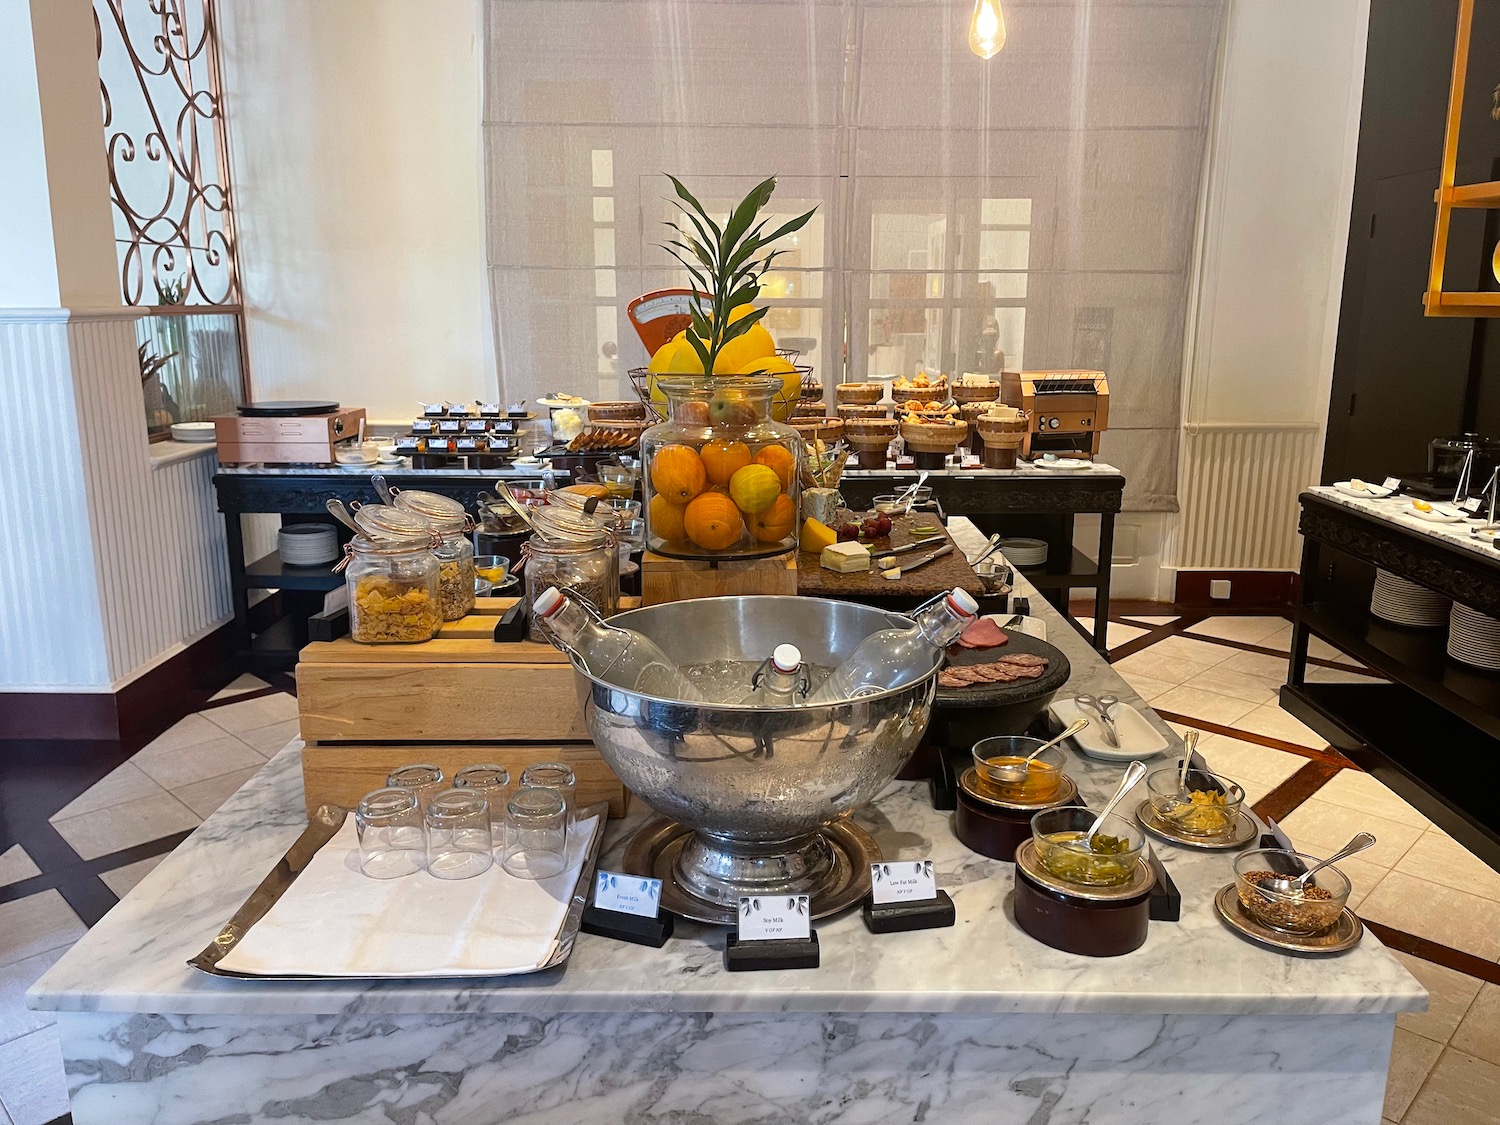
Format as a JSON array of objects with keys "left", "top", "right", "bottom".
[{"left": 1175, "top": 422, "right": 1323, "bottom": 571}]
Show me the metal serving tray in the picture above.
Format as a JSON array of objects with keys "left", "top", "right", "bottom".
[{"left": 188, "top": 801, "right": 609, "bottom": 980}]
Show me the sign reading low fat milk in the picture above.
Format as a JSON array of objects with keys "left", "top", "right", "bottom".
[
  {"left": 870, "top": 860, "right": 938, "bottom": 906},
  {"left": 738, "top": 895, "right": 811, "bottom": 942},
  {"left": 593, "top": 871, "right": 661, "bottom": 919}
]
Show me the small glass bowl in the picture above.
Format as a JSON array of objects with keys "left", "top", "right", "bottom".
[
  {"left": 1146, "top": 765, "right": 1246, "bottom": 838},
  {"left": 1233, "top": 848, "right": 1351, "bottom": 935},
  {"left": 474, "top": 555, "right": 510, "bottom": 585},
  {"left": 1030, "top": 805, "right": 1146, "bottom": 887},
  {"left": 971, "top": 736, "right": 1065, "bottom": 804}
]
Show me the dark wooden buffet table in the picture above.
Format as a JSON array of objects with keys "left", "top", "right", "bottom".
[
  {"left": 214, "top": 466, "right": 557, "bottom": 671},
  {"left": 837, "top": 465, "right": 1124, "bottom": 652},
  {"left": 1285, "top": 488, "right": 1500, "bottom": 869}
]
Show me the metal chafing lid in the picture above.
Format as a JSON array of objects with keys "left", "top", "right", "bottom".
[
  {"left": 1013, "top": 838, "right": 1153, "bottom": 903},
  {"left": 959, "top": 766, "right": 1078, "bottom": 812}
]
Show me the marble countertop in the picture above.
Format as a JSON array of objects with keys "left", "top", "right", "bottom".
[
  {"left": 1306, "top": 486, "right": 1499, "bottom": 567},
  {"left": 29, "top": 565, "right": 1422, "bottom": 1021}
]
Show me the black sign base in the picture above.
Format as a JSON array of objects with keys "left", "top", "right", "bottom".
[
  {"left": 724, "top": 932, "right": 820, "bottom": 971},
  {"left": 580, "top": 905, "right": 674, "bottom": 948},
  {"left": 863, "top": 890, "right": 956, "bottom": 934},
  {"left": 1145, "top": 851, "right": 1181, "bottom": 922}
]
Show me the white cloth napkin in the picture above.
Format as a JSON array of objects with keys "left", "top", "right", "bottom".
[{"left": 219, "top": 813, "right": 600, "bottom": 978}]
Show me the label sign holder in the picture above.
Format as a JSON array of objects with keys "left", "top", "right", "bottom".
[
  {"left": 580, "top": 870, "right": 674, "bottom": 948},
  {"left": 863, "top": 859, "right": 956, "bottom": 934},
  {"left": 724, "top": 895, "right": 820, "bottom": 971}
]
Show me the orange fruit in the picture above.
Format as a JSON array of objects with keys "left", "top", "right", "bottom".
[
  {"left": 728, "top": 463, "right": 782, "bottom": 515},
  {"left": 700, "top": 439, "right": 752, "bottom": 486},
  {"left": 753, "top": 444, "right": 797, "bottom": 490},
  {"left": 648, "top": 494, "right": 687, "bottom": 541},
  {"left": 682, "top": 492, "right": 744, "bottom": 551},
  {"left": 749, "top": 493, "right": 796, "bottom": 543},
  {"left": 650, "top": 444, "right": 706, "bottom": 503}
]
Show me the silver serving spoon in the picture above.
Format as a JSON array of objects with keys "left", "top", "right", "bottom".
[
  {"left": 371, "top": 472, "right": 397, "bottom": 505},
  {"left": 324, "top": 498, "right": 360, "bottom": 533},
  {"left": 1178, "top": 729, "right": 1200, "bottom": 793},
  {"left": 1084, "top": 759, "right": 1149, "bottom": 846},
  {"left": 495, "top": 481, "right": 562, "bottom": 543},
  {"left": 893, "top": 470, "right": 930, "bottom": 513},
  {"left": 985, "top": 718, "right": 1090, "bottom": 783},
  {"left": 970, "top": 532, "right": 1005, "bottom": 568},
  {"left": 1260, "top": 832, "right": 1376, "bottom": 898}
]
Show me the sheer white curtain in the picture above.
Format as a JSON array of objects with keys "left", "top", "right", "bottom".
[{"left": 483, "top": 0, "right": 1225, "bottom": 508}]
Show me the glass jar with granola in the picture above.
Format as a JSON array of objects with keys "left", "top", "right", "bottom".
[{"left": 391, "top": 489, "right": 476, "bottom": 620}]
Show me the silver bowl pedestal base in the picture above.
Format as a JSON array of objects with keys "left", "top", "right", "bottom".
[{"left": 624, "top": 817, "right": 881, "bottom": 925}]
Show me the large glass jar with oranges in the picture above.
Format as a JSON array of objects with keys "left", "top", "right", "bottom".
[{"left": 641, "top": 376, "right": 803, "bottom": 560}]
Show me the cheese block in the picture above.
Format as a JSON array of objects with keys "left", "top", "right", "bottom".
[{"left": 821, "top": 541, "right": 871, "bottom": 573}]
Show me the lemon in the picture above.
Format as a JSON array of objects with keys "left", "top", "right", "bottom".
[
  {"left": 712, "top": 323, "right": 776, "bottom": 374},
  {"left": 735, "top": 354, "right": 801, "bottom": 421},
  {"left": 728, "top": 463, "right": 782, "bottom": 515},
  {"left": 648, "top": 331, "right": 706, "bottom": 376}
]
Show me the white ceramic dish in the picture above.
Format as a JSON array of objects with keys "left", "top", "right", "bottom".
[
  {"left": 169, "top": 421, "right": 217, "bottom": 443},
  {"left": 1047, "top": 697, "right": 1172, "bottom": 762},
  {"left": 1032, "top": 457, "right": 1089, "bottom": 471},
  {"left": 1333, "top": 480, "right": 1395, "bottom": 499},
  {"left": 1406, "top": 502, "right": 1466, "bottom": 523}
]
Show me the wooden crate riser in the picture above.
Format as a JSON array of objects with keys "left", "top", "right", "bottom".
[{"left": 300, "top": 741, "right": 628, "bottom": 820}]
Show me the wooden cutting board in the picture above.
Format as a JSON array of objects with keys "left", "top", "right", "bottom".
[{"left": 796, "top": 513, "right": 984, "bottom": 600}]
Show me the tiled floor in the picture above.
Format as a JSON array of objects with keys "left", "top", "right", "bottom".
[
  {"left": 0, "top": 614, "right": 1496, "bottom": 1124},
  {"left": 0, "top": 671, "right": 287, "bottom": 1125}
]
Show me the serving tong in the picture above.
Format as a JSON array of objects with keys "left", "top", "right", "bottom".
[{"left": 1073, "top": 693, "right": 1120, "bottom": 747}]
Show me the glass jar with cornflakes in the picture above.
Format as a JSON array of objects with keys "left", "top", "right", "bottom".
[
  {"left": 343, "top": 507, "right": 442, "bottom": 644},
  {"left": 391, "top": 489, "right": 476, "bottom": 621}
]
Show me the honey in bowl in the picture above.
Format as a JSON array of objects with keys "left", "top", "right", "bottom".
[{"left": 978, "top": 756, "right": 1062, "bottom": 804}]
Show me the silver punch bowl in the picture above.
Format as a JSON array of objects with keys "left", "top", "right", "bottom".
[{"left": 572, "top": 596, "right": 939, "bottom": 923}]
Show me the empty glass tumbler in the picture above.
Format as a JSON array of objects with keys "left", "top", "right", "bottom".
[
  {"left": 453, "top": 764, "right": 510, "bottom": 837},
  {"left": 386, "top": 763, "right": 446, "bottom": 811},
  {"left": 502, "top": 786, "right": 568, "bottom": 880},
  {"left": 356, "top": 788, "right": 426, "bottom": 879},
  {"left": 520, "top": 761, "right": 577, "bottom": 824},
  {"left": 424, "top": 790, "right": 493, "bottom": 880}
]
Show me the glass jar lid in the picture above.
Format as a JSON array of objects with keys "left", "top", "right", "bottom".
[
  {"left": 393, "top": 489, "right": 468, "bottom": 533},
  {"left": 529, "top": 504, "right": 613, "bottom": 543},
  {"left": 353, "top": 504, "right": 432, "bottom": 543}
]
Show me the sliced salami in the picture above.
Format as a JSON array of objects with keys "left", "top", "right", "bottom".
[{"left": 998, "top": 653, "right": 1048, "bottom": 668}]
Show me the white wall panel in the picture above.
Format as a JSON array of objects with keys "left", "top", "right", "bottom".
[
  {"left": 65, "top": 313, "right": 234, "bottom": 686},
  {"left": 0, "top": 313, "right": 110, "bottom": 687},
  {"left": 0, "top": 311, "right": 236, "bottom": 691}
]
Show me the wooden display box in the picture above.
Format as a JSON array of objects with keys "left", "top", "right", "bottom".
[
  {"left": 295, "top": 598, "right": 628, "bottom": 818},
  {"left": 641, "top": 550, "right": 797, "bottom": 605}
]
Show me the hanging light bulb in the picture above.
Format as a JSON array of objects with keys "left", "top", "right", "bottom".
[{"left": 968, "top": 0, "right": 1006, "bottom": 60}]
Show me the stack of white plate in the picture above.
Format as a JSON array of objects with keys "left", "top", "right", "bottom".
[
  {"left": 1000, "top": 537, "right": 1048, "bottom": 567},
  {"left": 279, "top": 524, "right": 339, "bottom": 567},
  {"left": 1448, "top": 603, "right": 1500, "bottom": 670},
  {"left": 1370, "top": 569, "right": 1450, "bottom": 627}
]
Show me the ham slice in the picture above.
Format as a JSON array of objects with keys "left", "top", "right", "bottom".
[{"left": 958, "top": 618, "right": 1008, "bottom": 649}]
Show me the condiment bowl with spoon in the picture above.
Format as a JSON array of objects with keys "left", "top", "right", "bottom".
[
  {"left": 975, "top": 718, "right": 1089, "bottom": 785},
  {"left": 1232, "top": 835, "right": 1372, "bottom": 935}
]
